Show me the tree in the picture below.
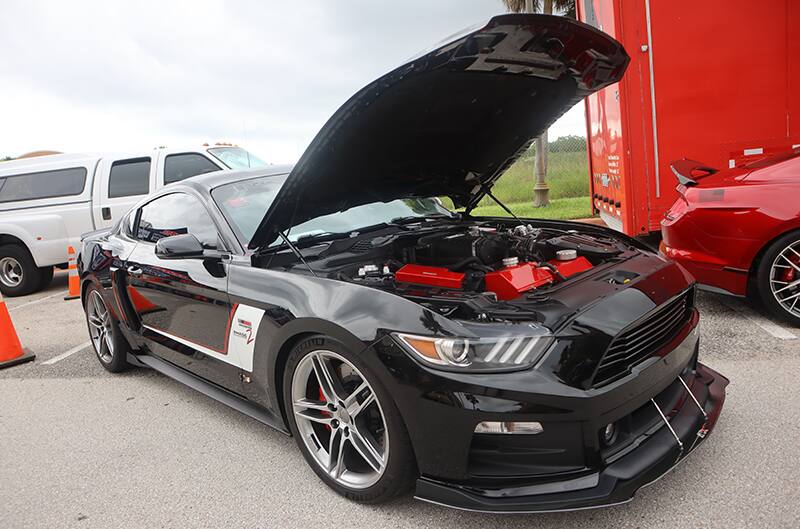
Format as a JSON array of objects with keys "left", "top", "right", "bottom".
[
  {"left": 501, "top": 1, "right": 575, "bottom": 19},
  {"left": 501, "top": 0, "right": 575, "bottom": 207}
]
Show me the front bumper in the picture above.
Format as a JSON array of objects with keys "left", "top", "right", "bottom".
[{"left": 413, "top": 362, "right": 728, "bottom": 513}]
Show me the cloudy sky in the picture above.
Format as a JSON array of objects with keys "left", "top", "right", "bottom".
[{"left": 0, "top": 0, "right": 586, "bottom": 162}]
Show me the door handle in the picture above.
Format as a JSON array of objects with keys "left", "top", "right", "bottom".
[
  {"left": 102, "top": 207, "right": 112, "bottom": 221},
  {"left": 127, "top": 265, "right": 143, "bottom": 277}
]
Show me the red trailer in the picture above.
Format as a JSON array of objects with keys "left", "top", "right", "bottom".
[{"left": 577, "top": 0, "right": 800, "bottom": 236}]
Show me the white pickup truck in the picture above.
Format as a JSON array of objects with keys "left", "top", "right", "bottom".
[{"left": 0, "top": 145, "right": 266, "bottom": 295}]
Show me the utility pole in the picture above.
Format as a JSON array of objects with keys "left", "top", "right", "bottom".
[{"left": 531, "top": 0, "right": 552, "bottom": 207}]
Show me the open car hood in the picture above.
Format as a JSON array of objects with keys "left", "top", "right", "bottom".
[{"left": 249, "top": 14, "right": 629, "bottom": 249}]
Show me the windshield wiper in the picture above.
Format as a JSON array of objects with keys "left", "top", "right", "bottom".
[
  {"left": 294, "top": 231, "right": 351, "bottom": 247},
  {"left": 389, "top": 213, "right": 455, "bottom": 225}
]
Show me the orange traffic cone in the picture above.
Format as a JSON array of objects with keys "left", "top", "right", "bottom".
[
  {"left": 64, "top": 246, "right": 80, "bottom": 300},
  {"left": 0, "top": 290, "right": 35, "bottom": 369}
]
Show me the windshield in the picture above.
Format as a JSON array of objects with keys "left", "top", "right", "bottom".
[
  {"left": 212, "top": 174, "right": 453, "bottom": 247},
  {"left": 208, "top": 147, "right": 268, "bottom": 170}
]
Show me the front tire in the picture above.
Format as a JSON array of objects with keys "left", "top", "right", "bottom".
[
  {"left": 0, "top": 244, "right": 43, "bottom": 297},
  {"left": 756, "top": 230, "right": 800, "bottom": 326},
  {"left": 283, "top": 335, "right": 416, "bottom": 503},
  {"left": 84, "top": 285, "right": 131, "bottom": 372}
]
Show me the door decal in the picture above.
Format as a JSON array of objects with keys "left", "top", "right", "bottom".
[
  {"left": 143, "top": 303, "right": 264, "bottom": 372},
  {"left": 226, "top": 304, "right": 264, "bottom": 372}
]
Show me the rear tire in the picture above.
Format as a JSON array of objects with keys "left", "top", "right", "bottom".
[
  {"left": 283, "top": 335, "right": 416, "bottom": 503},
  {"left": 756, "top": 230, "right": 800, "bottom": 327},
  {"left": 0, "top": 244, "right": 42, "bottom": 297},
  {"left": 83, "top": 285, "right": 131, "bottom": 372}
]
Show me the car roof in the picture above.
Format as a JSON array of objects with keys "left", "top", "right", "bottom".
[{"left": 179, "top": 164, "right": 294, "bottom": 191}]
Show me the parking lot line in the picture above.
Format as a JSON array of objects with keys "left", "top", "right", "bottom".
[
  {"left": 8, "top": 290, "right": 69, "bottom": 312},
  {"left": 41, "top": 341, "right": 91, "bottom": 365},
  {"left": 722, "top": 300, "right": 797, "bottom": 340}
]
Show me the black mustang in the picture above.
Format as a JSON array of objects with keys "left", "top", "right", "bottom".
[{"left": 79, "top": 14, "right": 727, "bottom": 512}]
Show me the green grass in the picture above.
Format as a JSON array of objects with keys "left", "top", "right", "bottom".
[
  {"left": 440, "top": 149, "right": 591, "bottom": 220},
  {"left": 470, "top": 196, "right": 592, "bottom": 221},
  {"left": 486, "top": 151, "right": 589, "bottom": 204}
]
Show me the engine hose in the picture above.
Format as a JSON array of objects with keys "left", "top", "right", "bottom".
[
  {"left": 448, "top": 256, "right": 493, "bottom": 273},
  {"left": 539, "top": 262, "right": 567, "bottom": 281}
]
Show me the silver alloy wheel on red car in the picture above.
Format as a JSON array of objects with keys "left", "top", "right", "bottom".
[
  {"left": 290, "top": 350, "right": 389, "bottom": 489},
  {"left": 768, "top": 240, "right": 800, "bottom": 318},
  {"left": 87, "top": 289, "right": 115, "bottom": 363},
  {"left": 0, "top": 256, "right": 23, "bottom": 288}
]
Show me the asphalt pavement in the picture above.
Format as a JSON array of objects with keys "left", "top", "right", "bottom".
[{"left": 1, "top": 271, "right": 799, "bottom": 528}]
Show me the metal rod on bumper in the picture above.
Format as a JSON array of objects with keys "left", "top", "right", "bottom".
[
  {"left": 651, "top": 398, "right": 683, "bottom": 464},
  {"left": 678, "top": 375, "right": 708, "bottom": 420}
]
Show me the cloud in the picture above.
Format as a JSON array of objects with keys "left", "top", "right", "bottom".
[{"left": 0, "top": 0, "right": 585, "bottom": 161}]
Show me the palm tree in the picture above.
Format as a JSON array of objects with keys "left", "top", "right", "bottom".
[
  {"left": 502, "top": 1, "right": 575, "bottom": 18},
  {"left": 501, "top": 0, "right": 575, "bottom": 207}
]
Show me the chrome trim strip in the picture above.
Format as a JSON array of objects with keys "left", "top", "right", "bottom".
[
  {"left": 644, "top": 0, "right": 661, "bottom": 198},
  {"left": 142, "top": 324, "right": 239, "bottom": 368}
]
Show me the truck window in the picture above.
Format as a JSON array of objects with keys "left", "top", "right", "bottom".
[
  {"left": 109, "top": 158, "right": 151, "bottom": 198},
  {"left": 207, "top": 147, "right": 267, "bottom": 170},
  {"left": 164, "top": 153, "right": 220, "bottom": 184},
  {"left": 136, "top": 193, "right": 219, "bottom": 250},
  {"left": 0, "top": 167, "right": 87, "bottom": 203}
]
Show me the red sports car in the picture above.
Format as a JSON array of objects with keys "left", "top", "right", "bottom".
[{"left": 661, "top": 149, "right": 800, "bottom": 325}]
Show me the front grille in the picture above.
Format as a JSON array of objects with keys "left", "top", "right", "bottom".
[{"left": 592, "top": 289, "right": 694, "bottom": 388}]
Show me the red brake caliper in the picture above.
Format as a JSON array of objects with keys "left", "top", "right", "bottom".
[
  {"left": 319, "top": 387, "right": 332, "bottom": 431},
  {"left": 780, "top": 255, "right": 800, "bottom": 282}
]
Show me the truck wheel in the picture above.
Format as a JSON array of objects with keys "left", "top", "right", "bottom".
[
  {"left": 756, "top": 230, "right": 800, "bottom": 327},
  {"left": 0, "top": 245, "right": 43, "bottom": 297}
]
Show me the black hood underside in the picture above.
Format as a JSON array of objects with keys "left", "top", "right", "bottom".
[{"left": 250, "top": 14, "right": 629, "bottom": 249}]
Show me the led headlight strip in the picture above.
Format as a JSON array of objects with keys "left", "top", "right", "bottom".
[{"left": 395, "top": 333, "right": 553, "bottom": 370}]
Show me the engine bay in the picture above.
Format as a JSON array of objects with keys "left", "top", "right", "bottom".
[{"left": 264, "top": 219, "right": 627, "bottom": 319}]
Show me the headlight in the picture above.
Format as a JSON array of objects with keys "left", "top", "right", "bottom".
[{"left": 395, "top": 333, "right": 553, "bottom": 371}]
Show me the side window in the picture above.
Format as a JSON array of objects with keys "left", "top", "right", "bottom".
[
  {"left": 109, "top": 158, "right": 151, "bottom": 198},
  {"left": 0, "top": 167, "right": 87, "bottom": 203},
  {"left": 121, "top": 210, "right": 137, "bottom": 237},
  {"left": 136, "top": 193, "right": 219, "bottom": 250},
  {"left": 164, "top": 154, "right": 220, "bottom": 184}
]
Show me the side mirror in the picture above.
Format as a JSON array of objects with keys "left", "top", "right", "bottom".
[{"left": 155, "top": 234, "right": 205, "bottom": 259}]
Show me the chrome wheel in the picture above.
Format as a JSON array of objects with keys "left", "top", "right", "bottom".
[
  {"left": 87, "top": 290, "right": 114, "bottom": 363},
  {"left": 291, "top": 350, "right": 389, "bottom": 489},
  {"left": 0, "top": 256, "right": 22, "bottom": 288},
  {"left": 769, "top": 241, "right": 800, "bottom": 318}
]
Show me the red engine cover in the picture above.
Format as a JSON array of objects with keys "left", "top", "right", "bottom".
[
  {"left": 549, "top": 256, "right": 593, "bottom": 279},
  {"left": 485, "top": 257, "right": 593, "bottom": 300},
  {"left": 484, "top": 263, "right": 553, "bottom": 300},
  {"left": 395, "top": 264, "right": 465, "bottom": 289},
  {"left": 395, "top": 257, "right": 594, "bottom": 299}
]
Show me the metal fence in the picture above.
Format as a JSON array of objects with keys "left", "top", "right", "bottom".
[{"left": 489, "top": 134, "right": 589, "bottom": 207}]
